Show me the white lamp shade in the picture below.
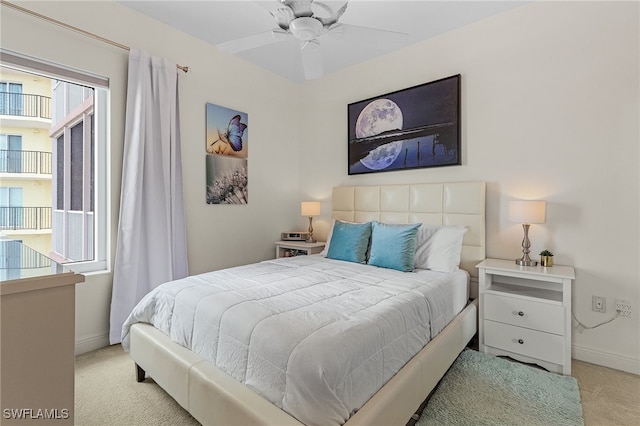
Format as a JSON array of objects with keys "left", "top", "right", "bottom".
[
  {"left": 509, "top": 200, "right": 546, "bottom": 224},
  {"left": 301, "top": 201, "right": 321, "bottom": 217}
]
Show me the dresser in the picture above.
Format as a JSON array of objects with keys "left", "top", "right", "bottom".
[
  {"left": 476, "top": 258, "right": 575, "bottom": 375},
  {"left": 1, "top": 241, "right": 84, "bottom": 424}
]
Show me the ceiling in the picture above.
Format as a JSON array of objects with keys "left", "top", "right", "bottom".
[{"left": 119, "top": 1, "right": 527, "bottom": 83}]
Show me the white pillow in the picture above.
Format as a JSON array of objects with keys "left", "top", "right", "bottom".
[
  {"left": 414, "top": 224, "right": 467, "bottom": 272},
  {"left": 319, "top": 219, "right": 336, "bottom": 256},
  {"left": 413, "top": 224, "right": 442, "bottom": 265}
]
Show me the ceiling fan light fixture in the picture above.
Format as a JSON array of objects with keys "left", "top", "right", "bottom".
[
  {"left": 271, "top": 8, "right": 295, "bottom": 29},
  {"left": 289, "top": 17, "right": 324, "bottom": 41},
  {"left": 284, "top": 0, "right": 314, "bottom": 18}
]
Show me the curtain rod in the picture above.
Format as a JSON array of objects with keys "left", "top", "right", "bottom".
[{"left": 0, "top": 0, "right": 189, "bottom": 73}]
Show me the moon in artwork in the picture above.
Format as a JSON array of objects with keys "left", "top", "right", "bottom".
[{"left": 355, "top": 98, "right": 404, "bottom": 170}]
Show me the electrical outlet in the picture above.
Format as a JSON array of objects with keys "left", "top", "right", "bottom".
[
  {"left": 592, "top": 295, "right": 606, "bottom": 313},
  {"left": 615, "top": 299, "right": 632, "bottom": 316}
]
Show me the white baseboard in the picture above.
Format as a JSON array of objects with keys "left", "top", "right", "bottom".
[
  {"left": 75, "top": 333, "right": 110, "bottom": 356},
  {"left": 572, "top": 343, "right": 640, "bottom": 375}
]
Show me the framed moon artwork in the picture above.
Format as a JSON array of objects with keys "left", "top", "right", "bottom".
[
  {"left": 205, "top": 102, "right": 248, "bottom": 204},
  {"left": 347, "top": 74, "right": 461, "bottom": 175}
]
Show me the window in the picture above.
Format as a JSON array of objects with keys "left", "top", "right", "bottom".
[
  {"left": 0, "top": 187, "right": 23, "bottom": 228},
  {"left": 56, "top": 135, "right": 64, "bottom": 209},
  {"left": 70, "top": 121, "right": 85, "bottom": 211},
  {"left": 0, "top": 239, "right": 23, "bottom": 281},
  {"left": 0, "top": 81, "right": 23, "bottom": 115},
  {"left": 1, "top": 50, "right": 109, "bottom": 273},
  {"left": 0, "top": 134, "right": 23, "bottom": 173}
]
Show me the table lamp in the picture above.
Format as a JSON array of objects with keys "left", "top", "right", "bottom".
[
  {"left": 509, "top": 200, "right": 546, "bottom": 266},
  {"left": 301, "top": 201, "right": 320, "bottom": 243}
]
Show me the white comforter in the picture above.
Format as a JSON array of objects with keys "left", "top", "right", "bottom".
[{"left": 121, "top": 255, "right": 462, "bottom": 426}]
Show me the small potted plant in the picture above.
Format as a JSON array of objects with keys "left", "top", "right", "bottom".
[{"left": 540, "top": 249, "right": 554, "bottom": 267}]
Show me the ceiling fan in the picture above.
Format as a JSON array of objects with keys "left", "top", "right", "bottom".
[{"left": 216, "top": 0, "right": 408, "bottom": 80}]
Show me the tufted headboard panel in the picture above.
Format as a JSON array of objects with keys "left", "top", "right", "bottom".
[{"left": 332, "top": 181, "right": 486, "bottom": 279}]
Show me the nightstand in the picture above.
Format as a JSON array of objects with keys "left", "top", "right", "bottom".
[
  {"left": 275, "top": 241, "right": 325, "bottom": 259},
  {"left": 476, "top": 258, "right": 575, "bottom": 375}
]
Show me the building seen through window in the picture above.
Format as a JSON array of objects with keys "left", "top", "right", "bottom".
[{"left": 0, "top": 59, "right": 107, "bottom": 272}]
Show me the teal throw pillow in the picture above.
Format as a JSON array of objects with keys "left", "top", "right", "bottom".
[
  {"left": 326, "top": 220, "right": 372, "bottom": 264},
  {"left": 368, "top": 221, "right": 421, "bottom": 272}
]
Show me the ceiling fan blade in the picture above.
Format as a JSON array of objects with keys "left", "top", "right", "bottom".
[
  {"left": 316, "top": 2, "right": 348, "bottom": 26},
  {"left": 328, "top": 23, "right": 408, "bottom": 50},
  {"left": 216, "top": 29, "right": 290, "bottom": 53},
  {"left": 300, "top": 40, "right": 323, "bottom": 80}
]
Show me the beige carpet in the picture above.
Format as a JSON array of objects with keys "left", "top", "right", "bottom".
[
  {"left": 76, "top": 345, "right": 640, "bottom": 426},
  {"left": 572, "top": 359, "right": 640, "bottom": 426},
  {"left": 75, "top": 344, "right": 199, "bottom": 425}
]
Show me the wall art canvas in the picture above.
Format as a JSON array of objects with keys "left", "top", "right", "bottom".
[
  {"left": 206, "top": 154, "right": 248, "bottom": 204},
  {"left": 347, "top": 74, "right": 461, "bottom": 175},
  {"left": 206, "top": 103, "right": 248, "bottom": 158},
  {"left": 205, "top": 103, "right": 249, "bottom": 204}
]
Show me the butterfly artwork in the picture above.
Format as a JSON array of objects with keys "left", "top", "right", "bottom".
[
  {"left": 205, "top": 103, "right": 249, "bottom": 205},
  {"left": 206, "top": 103, "right": 248, "bottom": 158},
  {"left": 225, "top": 115, "right": 247, "bottom": 151}
]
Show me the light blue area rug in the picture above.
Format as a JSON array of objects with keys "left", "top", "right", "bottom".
[{"left": 417, "top": 349, "right": 584, "bottom": 426}]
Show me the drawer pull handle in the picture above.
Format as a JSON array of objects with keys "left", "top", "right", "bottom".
[
  {"left": 517, "top": 339, "right": 524, "bottom": 344},
  {"left": 517, "top": 311, "right": 525, "bottom": 317}
]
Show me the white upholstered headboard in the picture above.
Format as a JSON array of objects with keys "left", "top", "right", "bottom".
[{"left": 331, "top": 181, "right": 486, "bottom": 280}]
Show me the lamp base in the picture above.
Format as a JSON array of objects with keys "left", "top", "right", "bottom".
[
  {"left": 516, "top": 223, "right": 538, "bottom": 267},
  {"left": 515, "top": 258, "right": 538, "bottom": 267},
  {"left": 306, "top": 217, "right": 316, "bottom": 244}
]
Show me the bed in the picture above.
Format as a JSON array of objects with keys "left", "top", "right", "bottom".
[{"left": 123, "top": 181, "right": 485, "bottom": 426}]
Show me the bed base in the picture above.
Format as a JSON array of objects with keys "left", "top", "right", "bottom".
[{"left": 129, "top": 299, "right": 477, "bottom": 426}]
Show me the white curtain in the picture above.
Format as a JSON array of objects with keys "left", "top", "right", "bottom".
[{"left": 109, "top": 49, "right": 188, "bottom": 344}]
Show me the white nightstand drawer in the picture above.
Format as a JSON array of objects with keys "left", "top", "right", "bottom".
[
  {"left": 484, "top": 293, "right": 565, "bottom": 335},
  {"left": 484, "top": 320, "right": 565, "bottom": 365}
]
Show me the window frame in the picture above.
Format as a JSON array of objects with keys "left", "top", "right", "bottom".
[{"left": 1, "top": 49, "right": 110, "bottom": 274}]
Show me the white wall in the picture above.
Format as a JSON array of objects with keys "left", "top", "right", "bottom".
[
  {"left": 1, "top": 1, "right": 638, "bottom": 374},
  {"left": 297, "top": 1, "right": 639, "bottom": 374},
  {"left": 1, "top": 1, "right": 303, "bottom": 353}
]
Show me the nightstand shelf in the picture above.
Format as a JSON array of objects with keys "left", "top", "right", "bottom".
[
  {"left": 485, "top": 282, "right": 564, "bottom": 304},
  {"left": 275, "top": 241, "right": 325, "bottom": 259},
  {"left": 477, "top": 258, "right": 575, "bottom": 375}
]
